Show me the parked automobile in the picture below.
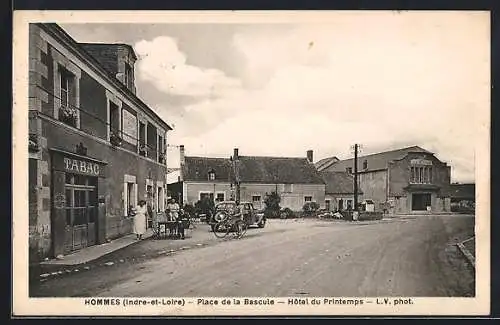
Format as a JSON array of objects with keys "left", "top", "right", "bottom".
[
  {"left": 316, "top": 209, "right": 334, "bottom": 219},
  {"left": 209, "top": 201, "right": 267, "bottom": 231}
]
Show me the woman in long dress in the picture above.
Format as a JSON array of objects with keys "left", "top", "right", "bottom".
[{"left": 134, "top": 200, "right": 148, "bottom": 240}]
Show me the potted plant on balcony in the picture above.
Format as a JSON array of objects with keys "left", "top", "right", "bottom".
[
  {"left": 110, "top": 131, "right": 122, "bottom": 147},
  {"left": 28, "top": 134, "right": 39, "bottom": 152},
  {"left": 139, "top": 143, "right": 148, "bottom": 157},
  {"left": 159, "top": 152, "right": 166, "bottom": 164},
  {"left": 59, "top": 105, "right": 78, "bottom": 127}
]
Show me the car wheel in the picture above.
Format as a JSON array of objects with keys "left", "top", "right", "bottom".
[{"left": 257, "top": 219, "right": 266, "bottom": 228}]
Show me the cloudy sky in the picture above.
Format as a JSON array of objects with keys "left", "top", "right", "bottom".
[{"left": 60, "top": 11, "right": 489, "bottom": 183}]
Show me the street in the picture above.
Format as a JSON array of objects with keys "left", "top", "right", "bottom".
[{"left": 31, "top": 215, "right": 475, "bottom": 298}]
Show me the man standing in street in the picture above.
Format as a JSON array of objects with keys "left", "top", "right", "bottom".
[{"left": 167, "top": 199, "right": 183, "bottom": 239}]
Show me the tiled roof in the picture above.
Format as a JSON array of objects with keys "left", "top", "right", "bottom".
[
  {"left": 320, "top": 171, "right": 363, "bottom": 194},
  {"left": 182, "top": 157, "right": 233, "bottom": 183},
  {"left": 237, "top": 156, "right": 325, "bottom": 184},
  {"left": 182, "top": 155, "right": 324, "bottom": 184},
  {"left": 318, "top": 146, "right": 431, "bottom": 172},
  {"left": 450, "top": 183, "right": 475, "bottom": 200},
  {"left": 314, "top": 156, "right": 339, "bottom": 170}
]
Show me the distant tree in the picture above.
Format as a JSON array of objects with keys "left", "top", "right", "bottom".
[
  {"left": 264, "top": 191, "right": 281, "bottom": 218},
  {"left": 194, "top": 197, "right": 215, "bottom": 216},
  {"left": 182, "top": 203, "right": 196, "bottom": 217},
  {"left": 302, "top": 202, "right": 320, "bottom": 217}
]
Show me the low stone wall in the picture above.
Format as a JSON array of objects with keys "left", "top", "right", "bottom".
[{"left": 341, "top": 211, "right": 383, "bottom": 221}]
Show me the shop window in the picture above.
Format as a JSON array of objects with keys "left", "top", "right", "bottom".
[
  {"left": 157, "top": 186, "right": 164, "bottom": 212},
  {"left": 127, "top": 183, "right": 135, "bottom": 216}
]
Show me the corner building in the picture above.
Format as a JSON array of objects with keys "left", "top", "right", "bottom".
[
  {"left": 28, "top": 23, "right": 172, "bottom": 263},
  {"left": 317, "top": 146, "right": 452, "bottom": 214}
]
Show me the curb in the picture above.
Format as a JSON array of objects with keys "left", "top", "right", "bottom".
[
  {"left": 37, "top": 241, "right": 209, "bottom": 283},
  {"left": 456, "top": 240, "right": 475, "bottom": 269}
]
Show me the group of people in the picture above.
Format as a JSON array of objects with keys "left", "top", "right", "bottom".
[{"left": 132, "top": 198, "right": 188, "bottom": 240}]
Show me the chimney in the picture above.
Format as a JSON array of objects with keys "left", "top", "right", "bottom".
[
  {"left": 179, "top": 145, "right": 185, "bottom": 165},
  {"left": 179, "top": 145, "right": 185, "bottom": 182},
  {"left": 307, "top": 150, "right": 314, "bottom": 163},
  {"left": 233, "top": 148, "right": 239, "bottom": 160}
]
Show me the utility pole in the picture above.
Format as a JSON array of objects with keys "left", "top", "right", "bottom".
[
  {"left": 236, "top": 180, "right": 241, "bottom": 204},
  {"left": 233, "top": 158, "right": 241, "bottom": 204},
  {"left": 352, "top": 144, "right": 359, "bottom": 213}
]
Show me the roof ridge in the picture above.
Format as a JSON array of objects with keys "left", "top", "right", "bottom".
[
  {"left": 240, "top": 155, "right": 309, "bottom": 160},
  {"left": 340, "top": 145, "right": 428, "bottom": 160},
  {"left": 185, "top": 156, "right": 229, "bottom": 159}
]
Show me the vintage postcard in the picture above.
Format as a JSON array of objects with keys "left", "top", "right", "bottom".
[{"left": 12, "top": 10, "right": 490, "bottom": 316}]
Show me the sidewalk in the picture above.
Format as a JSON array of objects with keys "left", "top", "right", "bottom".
[
  {"left": 40, "top": 229, "right": 155, "bottom": 266},
  {"left": 34, "top": 223, "right": 217, "bottom": 282}
]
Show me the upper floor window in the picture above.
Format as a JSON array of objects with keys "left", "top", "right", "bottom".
[
  {"left": 61, "top": 71, "right": 70, "bottom": 107},
  {"left": 363, "top": 160, "right": 368, "bottom": 170},
  {"left": 410, "top": 166, "right": 433, "bottom": 184},
  {"left": 346, "top": 167, "right": 353, "bottom": 174},
  {"left": 139, "top": 122, "right": 147, "bottom": 156},
  {"left": 252, "top": 195, "right": 261, "bottom": 202},
  {"left": 109, "top": 102, "right": 120, "bottom": 137},
  {"left": 124, "top": 63, "right": 133, "bottom": 90},
  {"left": 158, "top": 135, "right": 165, "bottom": 164},
  {"left": 304, "top": 196, "right": 313, "bottom": 202},
  {"left": 208, "top": 170, "right": 216, "bottom": 181},
  {"left": 58, "top": 67, "right": 78, "bottom": 128}
]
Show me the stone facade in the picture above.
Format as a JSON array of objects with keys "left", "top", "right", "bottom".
[
  {"left": 387, "top": 151, "right": 451, "bottom": 214},
  {"left": 324, "top": 194, "right": 358, "bottom": 212},
  {"left": 320, "top": 147, "right": 452, "bottom": 215},
  {"left": 28, "top": 24, "right": 171, "bottom": 263},
  {"left": 172, "top": 148, "right": 326, "bottom": 212},
  {"left": 180, "top": 181, "right": 326, "bottom": 212}
]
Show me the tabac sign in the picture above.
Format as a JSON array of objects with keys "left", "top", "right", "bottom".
[
  {"left": 50, "top": 148, "right": 107, "bottom": 177},
  {"left": 64, "top": 157, "right": 100, "bottom": 176}
]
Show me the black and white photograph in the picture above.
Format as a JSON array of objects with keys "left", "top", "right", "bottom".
[{"left": 13, "top": 10, "right": 489, "bottom": 316}]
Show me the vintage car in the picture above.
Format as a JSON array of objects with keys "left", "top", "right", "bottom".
[{"left": 209, "top": 201, "right": 266, "bottom": 230}]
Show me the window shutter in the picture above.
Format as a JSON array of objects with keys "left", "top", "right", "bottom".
[
  {"left": 123, "top": 183, "right": 128, "bottom": 217},
  {"left": 133, "top": 183, "right": 138, "bottom": 207}
]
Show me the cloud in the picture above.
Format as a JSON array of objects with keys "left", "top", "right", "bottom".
[
  {"left": 134, "top": 36, "right": 242, "bottom": 98},
  {"left": 134, "top": 14, "right": 487, "bottom": 183}
]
